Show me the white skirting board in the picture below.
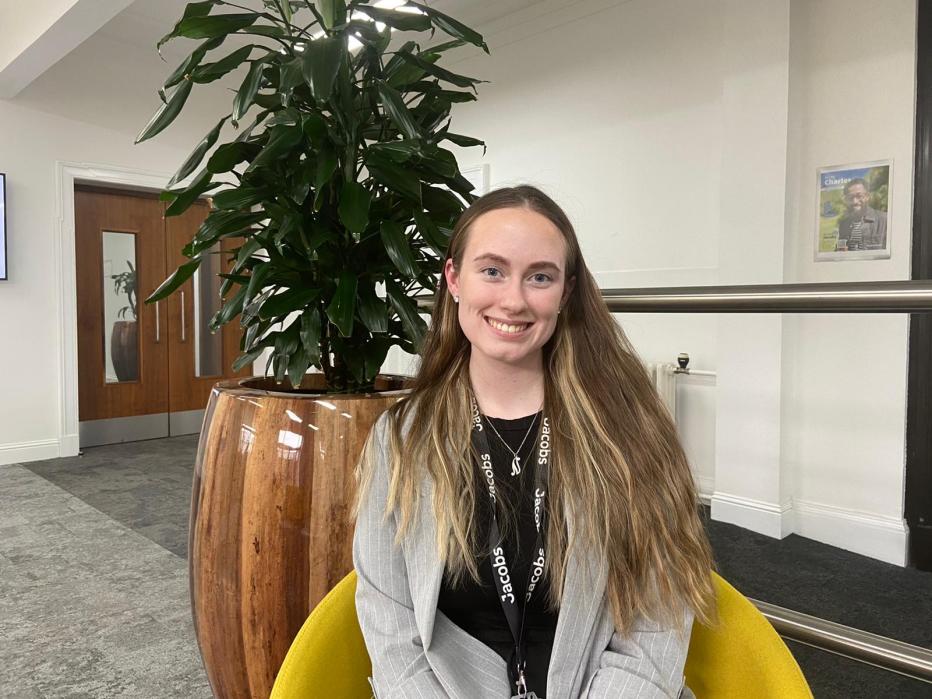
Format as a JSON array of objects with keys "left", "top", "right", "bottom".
[
  {"left": 711, "top": 491, "right": 908, "bottom": 566},
  {"left": 0, "top": 438, "right": 60, "bottom": 466}
]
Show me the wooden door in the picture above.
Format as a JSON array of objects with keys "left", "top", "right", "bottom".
[
  {"left": 76, "top": 187, "right": 252, "bottom": 446},
  {"left": 165, "top": 200, "right": 250, "bottom": 428},
  {"left": 75, "top": 187, "right": 169, "bottom": 429}
]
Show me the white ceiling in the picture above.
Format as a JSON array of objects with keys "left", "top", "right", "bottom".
[{"left": 8, "top": 0, "right": 543, "bottom": 151}]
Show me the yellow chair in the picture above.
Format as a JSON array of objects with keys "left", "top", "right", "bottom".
[
  {"left": 684, "top": 574, "right": 813, "bottom": 698},
  {"left": 270, "top": 571, "right": 372, "bottom": 699},
  {"left": 271, "top": 570, "right": 812, "bottom": 699}
]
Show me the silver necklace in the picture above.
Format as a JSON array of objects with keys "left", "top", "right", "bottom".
[{"left": 483, "top": 406, "right": 542, "bottom": 477}]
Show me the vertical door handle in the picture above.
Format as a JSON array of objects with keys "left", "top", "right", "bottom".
[
  {"left": 180, "top": 290, "right": 187, "bottom": 342},
  {"left": 155, "top": 301, "right": 161, "bottom": 343}
]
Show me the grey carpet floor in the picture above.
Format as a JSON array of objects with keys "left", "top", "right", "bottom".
[
  {"left": 0, "top": 460, "right": 210, "bottom": 698},
  {"left": 13, "top": 436, "right": 932, "bottom": 698}
]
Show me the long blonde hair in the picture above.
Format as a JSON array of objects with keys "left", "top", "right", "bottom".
[{"left": 358, "top": 185, "right": 716, "bottom": 634}]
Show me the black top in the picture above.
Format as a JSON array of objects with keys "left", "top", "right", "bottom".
[{"left": 437, "top": 411, "right": 558, "bottom": 698}]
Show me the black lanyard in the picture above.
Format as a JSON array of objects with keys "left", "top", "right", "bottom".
[{"left": 469, "top": 395, "right": 551, "bottom": 698}]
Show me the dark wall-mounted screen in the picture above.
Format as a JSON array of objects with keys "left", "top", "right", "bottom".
[{"left": 0, "top": 173, "right": 6, "bottom": 280}]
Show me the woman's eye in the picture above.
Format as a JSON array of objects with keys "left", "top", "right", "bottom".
[
  {"left": 481, "top": 267, "right": 501, "bottom": 278},
  {"left": 531, "top": 273, "right": 552, "bottom": 284}
]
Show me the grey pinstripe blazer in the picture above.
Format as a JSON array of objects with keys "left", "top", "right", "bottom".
[{"left": 353, "top": 410, "right": 696, "bottom": 699}]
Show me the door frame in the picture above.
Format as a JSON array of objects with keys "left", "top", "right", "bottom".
[{"left": 55, "top": 161, "right": 172, "bottom": 457}]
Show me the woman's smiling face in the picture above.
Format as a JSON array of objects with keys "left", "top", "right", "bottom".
[{"left": 444, "top": 206, "right": 574, "bottom": 370}]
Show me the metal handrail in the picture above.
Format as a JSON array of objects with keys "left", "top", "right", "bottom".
[
  {"left": 415, "top": 280, "right": 932, "bottom": 313},
  {"left": 603, "top": 280, "right": 932, "bottom": 312},
  {"left": 754, "top": 598, "right": 932, "bottom": 684}
]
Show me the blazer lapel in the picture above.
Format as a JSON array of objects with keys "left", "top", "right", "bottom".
[{"left": 546, "top": 508, "right": 609, "bottom": 699}]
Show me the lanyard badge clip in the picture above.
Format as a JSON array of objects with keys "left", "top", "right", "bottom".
[{"left": 515, "top": 664, "right": 528, "bottom": 698}]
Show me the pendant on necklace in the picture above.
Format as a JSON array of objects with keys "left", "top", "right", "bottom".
[{"left": 511, "top": 455, "right": 521, "bottom": 476}]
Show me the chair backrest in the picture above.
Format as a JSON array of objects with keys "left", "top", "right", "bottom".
[
  {"left": 270, "top": 571, "right": 372, "bottom": 699},
  {"left": 684, "top": 572, "right": 813, "bottom": 698},
  {"left": 272, "top": 570, "right": 813, "bottom": 699}
]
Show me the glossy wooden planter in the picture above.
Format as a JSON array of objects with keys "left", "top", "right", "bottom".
[
  {"left": 110, "top": 320, "right": 138, "bottom": 381},
  {"left": 189, "top": 374, "right": 409, "bottom": 699}
]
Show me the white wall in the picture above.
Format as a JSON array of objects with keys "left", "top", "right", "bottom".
[
  {"left": 780, "top": 0, "right": 916, "bottom": 562},
  {"left": 391, "top": 0, "right": 917, "bottom": 565},
  {"left": 0, "top": 98, "right": 186, "bottom": 465}
]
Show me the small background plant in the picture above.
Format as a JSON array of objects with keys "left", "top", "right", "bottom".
[{"left": 111, "top": 262, "right": 138, "bottom": 321}]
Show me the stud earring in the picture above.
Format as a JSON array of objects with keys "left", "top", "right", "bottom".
[{"left": 454, "top": 295, "right": 459, "bottom": 304}]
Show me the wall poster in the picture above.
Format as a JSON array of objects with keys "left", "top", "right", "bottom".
[{"left": 815, "top": 160, "right": 891, "bottom": 261}]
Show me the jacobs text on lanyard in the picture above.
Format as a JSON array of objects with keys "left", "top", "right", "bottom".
[{"left": 469, "top": 395, "right": 552, "bottom": 699}]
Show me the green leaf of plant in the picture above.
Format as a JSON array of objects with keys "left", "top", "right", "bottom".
[
  {"left": 233, "top": 346, "right": 265, "bottom": 372},
  {"left": 315, "top": 144, "right": 338, "bottom": 191},
  {"left": 136, "top": 79, "right": 193, "bottom": 143},
  {"left": 318, "top": 0, "right": 347, "bottom": 30},
  {"left": 413, "top": 209, "right": 450, "bottom": 256},
  {"left": 380, "top": 221, "right": 420, "bottom": 279},
  {"left": 385, "top": 278, "right": 427, "bottom": 349},
  {"left": 192, "top": 210, "right": 267, "bottom": 252},
  {"left": 338, "top": 181, "right": 371, "bottom": 234},
  {"left": 279, "top": 56, "right": 303, "bottom": 107},
  {"left": 192, "top": 45, "right": 256, "bottom": 83},
  {"left": 356, "top": 282, "right": 388, "bottom": 333},
  {"left": 326, "top": 272, "right": 357, "bottom": 337},
  {"left": 377, "top": 80, "right": 421, "bottom": 140},
  {"left": 164, "top": 169, "right": 220, "bottom": 217},
  {"left": 425, "top": 39, "right": 467, "bottom": 54},
  {"left": 287, "top": 343, "right": 314, "bottom": 388},
  {"left": 408, "top": 2, "right": 489, "bottom": 53},
  {"left": 366, "top": 139, "right": 421, "bottom": 163},
  {"left": 440, "top": 132, "right": 485, "bottom": 148},
  {"left": 210, "top": 284, "right": 249, "bottom": 329},
  {"left": 301, "top": 36, "right": 344, "bottom": 102},
  {"left": 157, "top": 0, "right": 216, "bottom": 53},
  {"left": 395, "top": 49, "right": 482, "bottom": 89},
  {"left": 164, "top": 36, "right": 224, "bottom": 89},
  {"left": 299, "top": 309, "right": 322, "bottom": 364},
  {"left": 206, "top": 141, "right": 253, "bottom": 173},
  {"left": 211, "top": 185, "right": 269, "bottom": 210},
  {"left": 233, "top": 59, "right": 267, "bottom": 124},
  {"left": 237, "top": 25, "right": 288, "bottom": 39},
  {"left": 357, "top": 6, "right": 430, "bottom": 31},
  {"left": 242, "top": 265, "right": 273, "bottom": 309},
  {"left": 302, "top": 113, "right": 327, "bottom": 144},
  {"left": 385, "top": 52, "right": 433, "bottom": 90},
  {"left": 159, "top": 13, "right": 259, "bottom": 51},
  {"left": 366, "top": 151, "right": 422, "bottom": 201},
  {"left": 362, "top": 338, "right": 391, "bottom": 382},
  {"left": 168, "top": 116, "right": 229, "bottom": 188},
  {"left": 147, "top": 258, "right": 201, "bottom": 303},
  {"left": 246, "top": 123, "right": 304, "bottom": 172},
  {"left": 421, "top": 184, "right": 465, "bottom": 222},
  {"left": 417, "top": 143, "right": 458, "bottom": 178},
  {"left": 259, "top": 287, "right": 321, "bottom": 320}
]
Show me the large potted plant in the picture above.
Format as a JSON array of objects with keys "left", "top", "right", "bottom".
[{"left": 136, "top": 1, "right": 488, "bottom": 695}]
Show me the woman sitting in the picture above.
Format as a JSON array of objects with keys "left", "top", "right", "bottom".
[{"left": 354, "top": 185, "right": 716, "bottom": 698}]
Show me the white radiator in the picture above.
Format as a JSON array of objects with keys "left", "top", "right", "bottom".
[{"left": 647, "top": 362, "right": 677, "bottom": 421}]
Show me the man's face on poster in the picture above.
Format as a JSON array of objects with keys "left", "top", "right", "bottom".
[{"left": 844, "top": 183, "right": 870, "bottom": 215}]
